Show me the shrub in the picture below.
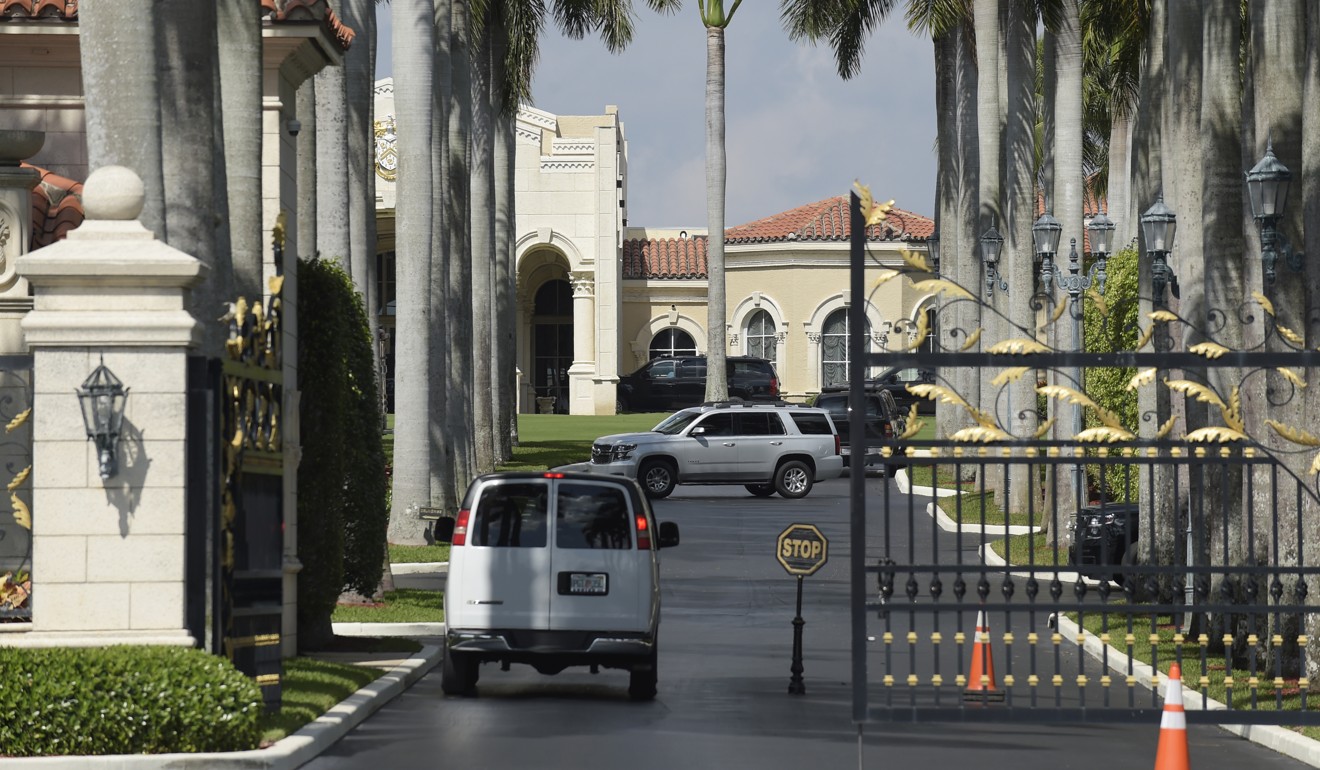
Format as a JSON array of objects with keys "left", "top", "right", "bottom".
[
  {"left": 1083, "top": 246, "right": 1140, "bottom": 503},
  {"left": 0, "top": 646, "right": 261, "bottom": 757}
]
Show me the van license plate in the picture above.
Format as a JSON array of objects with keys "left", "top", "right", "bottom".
[{"left": 569, "top": 573, "right": 608, "bottom": 595}]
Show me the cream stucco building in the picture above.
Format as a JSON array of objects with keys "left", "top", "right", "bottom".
[{"left": 373, "top": 80, "right": 937, "bottom": 415}]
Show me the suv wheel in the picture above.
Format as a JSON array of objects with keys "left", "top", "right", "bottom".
[
  {"left": 774, "top": 460, "right": 813, "bottom": 499},
  {"left": 744, "top": 483, "right": 776, "bottom": 497},
  {"left": 441, "top": 647, "right": 478, "bottom": 696},
  {"left": 639, "top": 459, "right": 676, "bottom": 499},
  {"left": 628, "top": 647, "right": 658, "bottom": 701}
]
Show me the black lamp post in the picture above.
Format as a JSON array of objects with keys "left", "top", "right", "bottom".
[
  {"left": 1140, "top": 195, "right": 1178, "bottom": 307},
  {"left": 76, "top": 358, "right": 128, "bottom": 481},
  {"left": 981, "top": 222, "right": 1006, "bottom": 297},
  {"left": 1032, "top": 211, "right": 1063, "bottom": 292},
  {"left": 1245, "top": 138, "right": 1305, "bottom": 285}
]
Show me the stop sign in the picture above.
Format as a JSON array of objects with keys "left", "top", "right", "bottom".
[{"left": 776, "top": 523, "right": 829, "bottom": 577}]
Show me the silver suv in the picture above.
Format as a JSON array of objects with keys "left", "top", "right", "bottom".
[{"left": 588, "top": 402, "right": 844, "bottom": 499}]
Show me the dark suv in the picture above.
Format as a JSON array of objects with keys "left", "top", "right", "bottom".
[
  {"left": 616, "top": 356, "right": 780, "bottom": 413},
  {"left": 811, "top": 386, "right": 906, "bottom": 472},
  {"left": 874, "top": 367, "right": 937, "bottom": 416},
  {"left": 1068, "top": 502, "right": 1140, "bottom": 583}
]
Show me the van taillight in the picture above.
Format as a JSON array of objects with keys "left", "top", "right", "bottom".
[
  {"left": 770, "top": 377, "right": 780, "bottom": 397},
  {"left": 635, "top": 514, "right": 651, "bottom": 550},
  {"left": 452, "top": 508, "right": 471, "bottom": 546},
  {"left": 884, "top": 421, "right": 894, "bottom": 438},
  {"left": 834, "top": 434, "right": 841, "bottom": 455}
]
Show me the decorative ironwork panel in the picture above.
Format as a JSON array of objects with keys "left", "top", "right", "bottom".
[
  {"left": 220, "top": 277, "right": 285, "bottom": 711},
  {"left": 0, "top": 357, "right": 32, "bottom": 624},
  {"left": 845, "top": 190, "right": 1320, "bottom": 727}
]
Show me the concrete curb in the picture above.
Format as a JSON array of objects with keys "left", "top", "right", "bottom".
[
  {"left": 4, "top": 644, "right": 444, "bottom": 770},
  {"left": 979, "top": 543, "right": 1320, "bottom": 767},
  {"left": 389, "top": 561, "right": 447, "bottom": 576},
  {"left": 333, "top": 622, "right": 447, "bottom": 637},
  {"left": 894, "top": 467, "right": 960, "bottom": 498}
]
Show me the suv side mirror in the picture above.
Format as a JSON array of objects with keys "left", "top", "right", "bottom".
[
  {"left": 658, "top": 521, "right": 680, "bottom": 548},
  {"left": 433, "top": 517, "right": 455, "bottom": 543},
  {"left": 690, "top": 426, "right": 706, "bottom": 436}
]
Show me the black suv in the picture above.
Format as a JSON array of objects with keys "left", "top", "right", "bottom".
[
  {"left": 1068, "top": 502, "right": 1140, "bottom": 583},
  {"left": 874, "top": 367, "right": 937, "bottom": 416},
  {"left": 811, "top": 386, "right": 906, "bottom": 472},
  {"left": 616, "top": 356, "right": 780, "bottom": 413}
]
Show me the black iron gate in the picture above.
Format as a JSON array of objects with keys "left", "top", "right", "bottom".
[
  {"left": 847, "top": 192, "right": 1320, "bottom": 727},
  {"left": 0, "top": 356, "right": 33, "bottom": 625},
  {"left": 188, "top": 280, "right": 285, "bottom": 710}
]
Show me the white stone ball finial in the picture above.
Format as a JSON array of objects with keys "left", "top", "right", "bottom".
[{"left": 82, "top": 165, "right": 145, "bottom": 222}]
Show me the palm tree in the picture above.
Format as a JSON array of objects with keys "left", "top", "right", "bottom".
[
  {"left": 446, "top": 0, "right": 476, "bottom": 494},
  {"left": 345, "top": 0, "right": 380, "bottom": 329},
  {"left": 218, "top": 0, "right": 264, "bottom": 302},
  {"left": 296, "top": 79, "right": 319, "bottom": 259},
  {"left": 469, "top": 5, "right": 497, "bottom": 473},
  {"left": 78, "top": 1, "right": 165, "bottom": 237},
  {"left": 388, "top": 0, "right": 438, "bottom": 545},
  {"left": 316, "top": 54, "right": 352, "bottom": 276},
  {"left": 157, "top": 1, "right": 232, "bottom": 357},
  {"left": 696, "top": 0, "right": 742, "bottom": 403}
]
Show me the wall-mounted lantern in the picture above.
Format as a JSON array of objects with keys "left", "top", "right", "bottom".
[
  {"left": 1140, "top": 195, "right": 1179, "bottom": 307},
  {"left": 980, "top": 222, "right": 1006, "bottom": 297},
  {"left": 1245, "top": 138, "right": 1305, "bottom": 285},
  {"left": 76, "top": 357, "right": 128, "bottom": 480}
]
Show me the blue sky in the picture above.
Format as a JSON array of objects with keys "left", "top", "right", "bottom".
[{"left": 375, "top": 5, "right": 936, "bottom": 230}]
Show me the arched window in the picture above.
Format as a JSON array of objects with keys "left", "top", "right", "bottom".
[
  {"left": 821, "top": 309, "right": 869, "bottom": 387},
  {"left": 649, "top": 328, "right": 697, "bottom": 359},
  {"left": 744, "top": 309, "right": 776, "bottom": 361}
]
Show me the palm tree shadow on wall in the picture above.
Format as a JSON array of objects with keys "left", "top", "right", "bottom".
[{"left": 104, "top": 419, "right": 150, "bottom": 537}]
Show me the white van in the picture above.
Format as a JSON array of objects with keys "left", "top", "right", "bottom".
[{"left": 437, "top": 471, "right": 681, "bottom": 699}]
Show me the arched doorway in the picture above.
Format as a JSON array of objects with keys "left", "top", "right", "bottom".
[{"left": 532, "top": 279, "right": 572, "bottom": 413}]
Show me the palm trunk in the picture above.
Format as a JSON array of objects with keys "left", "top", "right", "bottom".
[
  {"left": 703, "top": 25, "right": 729, "bottom": 402},
  {"left": 948, "top": 22, "right": 980, "bottom": 446},
  {"left": 1107, "top": 114, "right": 1133, "bottom": 247},
  {"left": 158, "top": 1, "right": 230, "bottom": 357},
  {"left": 345, "top": 0, "right": 378, "bottom": 319},
  {"left": 296, "top": 79, "right": 319, "bottom": 260},
  {"left": 972, "top": 0, "right": 1002, "bottom": 494},
  {"left": 429, "top": 0, "right": 456, "bottom": 515},
  {"left": 1002, "top": 0, "right": 1036, "bottom": 516},
  {"left": 448, "top": 0, "right": 476, "bottom": 489},
  {"left": 1301, "top": 0, "right": 1320, "bottom": 684},
  {"left": 387, "top": 0, "right": 437, "bottom": 545},
  {"left": 492, "top": 20, "right": 516, "bottom": 463},
  {"left": 470, "top": 14, "right": 496, "bottom": 472},
  {"left": 78, "top": 1, "right": 165, "bottom": 237},
  {"left": 217, "top": 0, "right": 264, "bottom": 302},
  {"left": 316, "top": 58, "right": 352, "bottom": 274}
]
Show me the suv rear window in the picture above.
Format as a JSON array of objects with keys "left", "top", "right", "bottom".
[
  {"left": 556, "top": 482, "right": 633, "bottom": 550},
  {"left": 790, "top": 412, "right": 834, "bottom": 435},
  {"left": 470, "top": 482, "right": 549, "bottom": 547}
]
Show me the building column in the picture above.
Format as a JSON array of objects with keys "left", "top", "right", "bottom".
[
  {"left": 8, "top": 166, "right": 206, "bottom": 648},
  {"left": 567, "top": 271, "right": 596, "bottom": 414}
]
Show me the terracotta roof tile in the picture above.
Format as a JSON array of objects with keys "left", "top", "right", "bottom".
[
  {"left": 724, "top": 196, "right": 934, "bottom": 245},
  {"left": 23, "top": 162, "right": 84, "bottom": 250},
  {"left": 0, "top": 1, "right": 354, "bottom": 50},
  {"left": 622, "top": 237, "right": 707, "bottom": 280}
]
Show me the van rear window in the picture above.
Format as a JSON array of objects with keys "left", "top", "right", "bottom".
[
  {"left": 556, "top": 482, "right": 633, "bottom": 549},
  {"left": 470, "top": 482, "right": 548, "bottom": 547}
]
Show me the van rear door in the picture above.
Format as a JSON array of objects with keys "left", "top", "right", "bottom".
[
  {"left": 446, "top": 478, "right": 553, "bottom": 631},
  {"left": 547, "top": 479, "right": 649, "bottom": 633}
]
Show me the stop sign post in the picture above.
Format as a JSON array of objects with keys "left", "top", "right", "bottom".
[{"left": 777, "top": 523, "right": 828, "bottom": 695}]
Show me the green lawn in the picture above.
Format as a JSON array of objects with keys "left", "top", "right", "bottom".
[
  {"left": 331, "top": 588, "right": 444, "bottom": 623},
  {"left": 389, "top": 543, "right": 449, "bottom": 563}
]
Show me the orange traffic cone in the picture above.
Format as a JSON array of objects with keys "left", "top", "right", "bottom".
[
  {"left": 963, "top": 610, "right": 1003, "bottom": 701},
  {"left": 1154, "top": 663, "right": 1190, "bottom": 770}
]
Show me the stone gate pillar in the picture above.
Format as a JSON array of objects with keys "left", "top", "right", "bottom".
[
  {"left": 6, "top": 166, "right": 206, "bottom": 647},
  {"left": 0, "top": 130, "right": 41, "bottom": 355},
  {"left": 568, "top": 271, "right": 597, "bottom": 414}
]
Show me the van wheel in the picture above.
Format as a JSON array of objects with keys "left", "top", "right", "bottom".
[
  {"left": 639, "top": 459, "right": 676, "bottom": 499},
  {"left": 628, "top": 648, "right": 658, "bottom": 701},
  {"left": 775, "top": 460, "right": 813, "bottom": 499},
  {"left": 441, "top": 648, "right": 478, "bottom": 696},
  {"left": 745, "top": 484, "right": 776, "bottom": 497}
]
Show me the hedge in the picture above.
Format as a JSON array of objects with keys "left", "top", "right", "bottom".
[{"left": 0, "top": 646, "right": 261, "bottom": 757}]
